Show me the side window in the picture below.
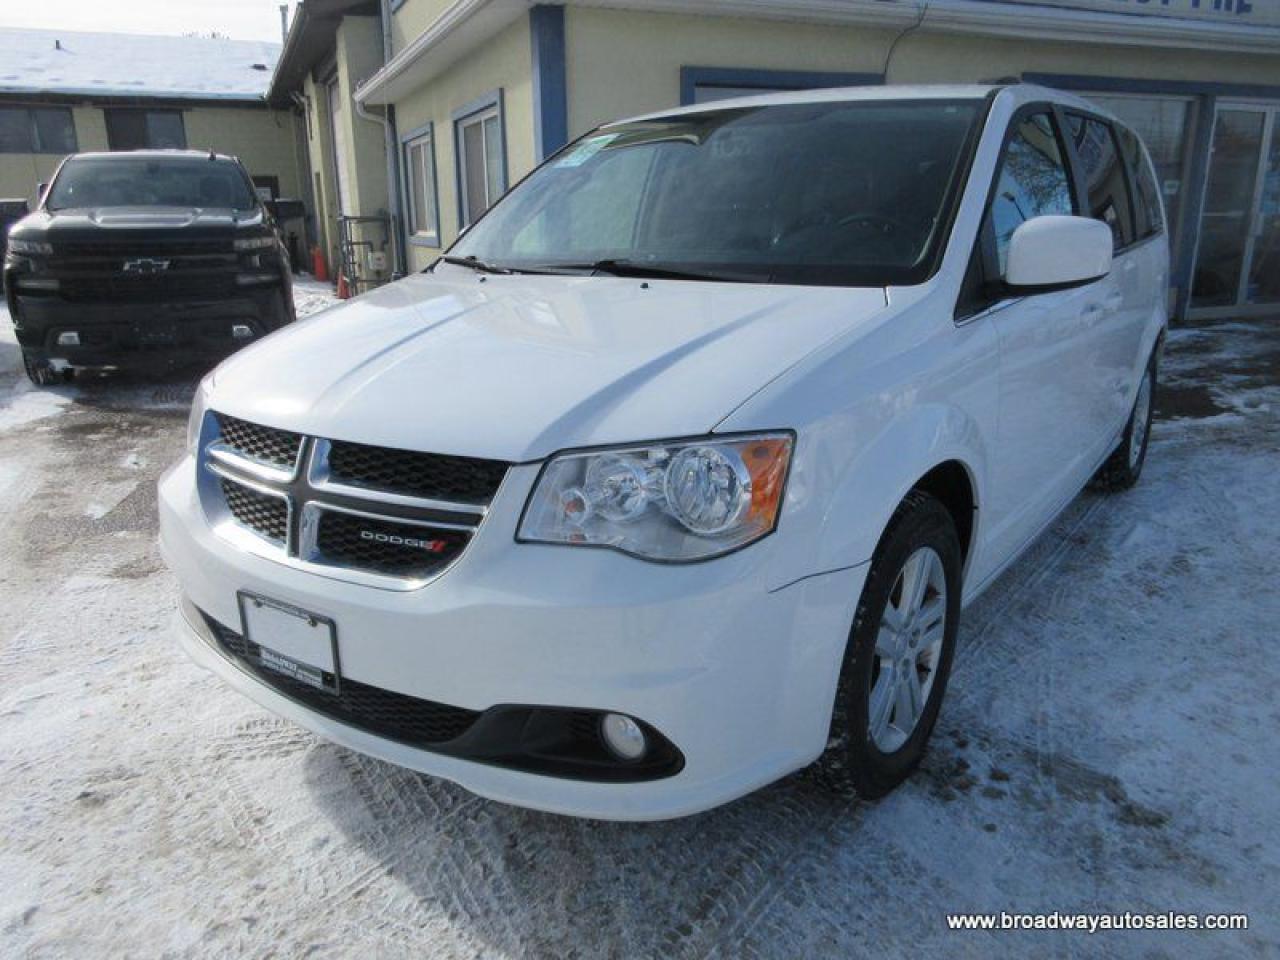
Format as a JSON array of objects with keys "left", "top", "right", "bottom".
[
  {"left": 1066, "top": 114, "right": 1136, "bottom": 250},
  {"left": 988, "top": 111, "right": 1074, "bottom": 274},
  {"left": 1115, "top": 124, "right": 1163, "bottom": 239}
]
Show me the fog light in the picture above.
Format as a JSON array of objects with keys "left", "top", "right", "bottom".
[
  {"left": 231, "top": 324, "right": 253, "bottom": 339},
  {"left": 57, "top": 331, "right": 80, "bottom": 346},
  {"left": 600, "top": 713, "right": 647, "bottom": 761}
]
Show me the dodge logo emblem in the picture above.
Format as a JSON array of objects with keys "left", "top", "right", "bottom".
[
  {"left": 122, "top": 258, "right": 171, "bottom": 274},
  {"left": 360, "top": 530, "right": 447, "bottom": 553}
]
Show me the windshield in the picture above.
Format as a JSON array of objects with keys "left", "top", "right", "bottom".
[
  {"left": 451, "top": 99, "right": 983, "bottom": 286},
  {"left": 47, "top": 156, "right": 258, "bottom": 211}
]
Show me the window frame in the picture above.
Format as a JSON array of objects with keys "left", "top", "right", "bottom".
[
  {"left": 955, "top": 102, "right": 1082, "bottom": 321},
  {"left": 401, "top": 121, "right": 441, "bottom": 248},
  {"left": 452, "top": 90, "right": 507, "bottom": 229},
  {"left": 1061, "top": 109, "right": 1140, "bottom": 254},
  {"left": 104, "top": 108, "right": 187, "bottom": 151},
  {"left": 1112, "top": 122, "right": 1165, "bottom": 242},
  {"left": 0, "top": 105, "right": 77, "bottom": 154}
]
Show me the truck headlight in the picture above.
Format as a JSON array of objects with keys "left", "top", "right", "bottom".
[
  {"left": 8, "top": 238, "right": 53, "bottom": 256},
  {"left": 518, "top": 433, "right": 793, "bottom": 562},
  {"left": 233, "top": 234, "right": 276, "bottom": 251}
]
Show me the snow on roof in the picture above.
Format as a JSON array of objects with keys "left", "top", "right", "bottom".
[{"left": 0, "top": 28, "right": 281, "bottom": 101}]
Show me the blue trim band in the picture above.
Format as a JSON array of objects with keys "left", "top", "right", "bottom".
[
  {"left": 679, "top": 66, "right": 882, "bottom": 106},
  {"left": 530, "top": 5, "right": 568, "bottom": 160}
]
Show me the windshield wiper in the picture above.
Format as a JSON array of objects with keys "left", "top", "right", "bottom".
[
  {"left": 437, "top": 254, "right": 515, "bottom": 275},
  {"left": 532, "top": 259, "right": 756, "bottom": 283}
]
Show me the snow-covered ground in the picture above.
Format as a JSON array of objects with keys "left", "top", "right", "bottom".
[{"left": 0, "top": 296, "right": 1277, "bottom": 958}]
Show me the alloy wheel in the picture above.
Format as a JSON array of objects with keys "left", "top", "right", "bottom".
[{"left": 868, "top": 546, "right": 948, "bottom": 753}]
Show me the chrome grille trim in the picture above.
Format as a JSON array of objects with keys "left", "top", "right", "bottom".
[
  {"left": 197, "top": 412, "right": 503, "bottom": 591},
  {"left": 306, "top": 439, "right": 488, "bottom": 518},
  {"left": 207, "top": 443, "right": 298, "bottom": 484}
]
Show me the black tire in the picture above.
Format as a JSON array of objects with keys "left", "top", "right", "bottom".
[
  {"left": 817, "top": 490, "right": 963, "bottom": 799},
  {"left": 21, "top": 350, "right": 58, "bottom": 387},
  {"left": 1090, "top": 349, "right": 1157, "bottom": 492}
]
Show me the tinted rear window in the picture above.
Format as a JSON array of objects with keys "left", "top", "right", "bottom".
[{"left": 47, "top": 156, "right": 257, "bottom": 211}]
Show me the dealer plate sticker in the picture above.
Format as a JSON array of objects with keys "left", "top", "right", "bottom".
[{"left": 238, "top": 592, "right": 338, "bottom": 691}]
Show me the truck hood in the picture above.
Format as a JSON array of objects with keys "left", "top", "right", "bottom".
[
  {"left": 13, "top": 206, "right": 263, "bottom": 241},
  {"left": 210, "top": 269, "right": 890, "bottom": 462}
]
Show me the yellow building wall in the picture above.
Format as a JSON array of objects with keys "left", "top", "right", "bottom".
[
  {"left": 391, "top": 16, "right": 535, "bottom": 270},
  {"left": 564, "top": 8, "right": 898, "bottom": 134},
  {"left": 0, "top": 102, "right": 304, "bottom": 211},
  {"left": 0, "top": 105, "right": 107, "bottom": 207},
  {"left": 564, "top": 7, "right": 1280, "bottom": 136},
  {"left": 184, "top": 106, "right": 305, "bottom": 197},
  {"left": 388, "top": 0, "right": 456, "bottom": 58}
]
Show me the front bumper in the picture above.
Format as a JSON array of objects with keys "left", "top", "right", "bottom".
[
  {"left": 6, "top": 282, "right": 290, "bottom": 371},
  {"left": 159, "top": 454, "right": 864, "bottom": 820}
]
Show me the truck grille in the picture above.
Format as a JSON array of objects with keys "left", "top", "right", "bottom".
[
  {"left": 204, "top": 613, "right": 481, "bottom": 745},
  {"left": 215, "top": 414, "right": 303, "bottom": 471},
  {"left": 199, "top": 414, "right": 508, "bottom": 588},
  {"left": 59, "top": 273, "right": 236, "bottom": 303},
  {"left": 328, "top": 440, "right": 507, "bottom": 504}
]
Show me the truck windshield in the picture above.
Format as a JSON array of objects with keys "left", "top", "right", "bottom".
[
  {"left": 451, "top": 99, "right": 982, "bottom": 287},
  {"left": 46, "top": 156, "right": 258, "bottom": 211}
]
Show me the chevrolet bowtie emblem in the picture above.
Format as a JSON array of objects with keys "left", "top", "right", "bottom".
[{"left": 122, "top": 258, "right": 171, "bottom": 274}]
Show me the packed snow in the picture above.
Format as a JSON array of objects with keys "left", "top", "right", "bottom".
[
  {"left": 0, "top": 297, "right": 1277, "bottom": 958},
  {"left": 0, "top": 28, "right": 280, "bottom": 100}
]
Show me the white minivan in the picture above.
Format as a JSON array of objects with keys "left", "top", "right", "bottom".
[{"left": 159, "top": 84, "right": 1167, "bottom": 820}]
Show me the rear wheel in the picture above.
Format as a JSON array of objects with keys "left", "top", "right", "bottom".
[
  {"left": 819, "top": 490, "right": 962, "bottom": 798},
  {"left": 1091, "top": 350, "right": 1156, "bottom": 492}
]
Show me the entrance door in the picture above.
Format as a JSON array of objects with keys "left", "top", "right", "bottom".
[{"left": 1190, "top": 104, "right": 1280, "bottom": 315}]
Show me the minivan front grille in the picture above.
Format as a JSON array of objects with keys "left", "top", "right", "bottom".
[
  {"left": 221, "top": 478, "right": 288, "bottom": 543},
  {"left": 215, "top": 414, "right": 303, "bottom": 471},
  {"left": 200, "top": 414, "right": 507, "bottom": 588},
  {"left": 327, "top": 439, "right": 507, "bottom": 504},
  {"left": 315, "top": 510, "right": 469, "bottom": 579}
]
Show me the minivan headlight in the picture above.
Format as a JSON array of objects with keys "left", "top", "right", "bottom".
[{"left": 518, "top": 433, "right": 793, "bottom": 562}]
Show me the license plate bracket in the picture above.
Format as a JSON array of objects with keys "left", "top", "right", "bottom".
[{"left": 237, "top": 592, "right": 341, "bottom": 693}]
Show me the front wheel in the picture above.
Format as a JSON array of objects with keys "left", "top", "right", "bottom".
[
  {"left": 22, "top": 350, "right": 59, "bottom": 387},
  {"left": 1090, "top": 350, "right": 1157, "bottom": 492},
  {"left": 819, "top": 490, "right": 962, "bottom": 799}
]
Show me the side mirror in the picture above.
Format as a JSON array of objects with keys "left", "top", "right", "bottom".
[
  {"left": 36, "top": 182, "right": 48, "bottom": 205},
  {"left": 1006, "top": 215, "right": 1112, "bottom": 291}
]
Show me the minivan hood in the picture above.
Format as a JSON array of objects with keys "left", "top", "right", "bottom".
[{"left": 210, "top": 270, "right": 890, "bottom": 462}]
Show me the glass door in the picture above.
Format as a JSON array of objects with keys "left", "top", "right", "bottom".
[{"left": 1190, "top": 105, "right": 1279, "bottom": 315}]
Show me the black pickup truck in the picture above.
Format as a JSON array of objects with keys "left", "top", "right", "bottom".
[{"left": 4, "top": 150, "right": 295, "bottom": 385}]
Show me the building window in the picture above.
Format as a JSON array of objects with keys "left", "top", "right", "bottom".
[
  {"left": 403, "top": 125, "right": 440, "bottom": 245},
  {"left": 453, "top": 92, "right": 505, "bottom": 228},
  {"left": 0, "top": 107, "right": 77, "bottom": 154},
  {"left": 104, "top": 109, "right": 186, "bottom": 150}
]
